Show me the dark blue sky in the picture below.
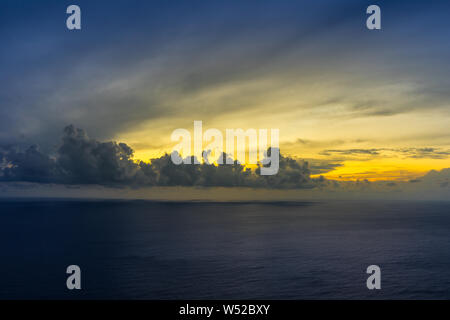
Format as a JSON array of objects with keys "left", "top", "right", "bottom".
[{"left": 1, "top": 0, "right": 450, "bottom": 150}]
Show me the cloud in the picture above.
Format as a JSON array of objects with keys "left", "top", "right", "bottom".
[
  {"left": 255, "top": 151, "right": 313, "bottom": 189},
  {"left": 0, "top": 126, "right": 314, "bottom": 189},
  {"left": 320, "top": 149, "right": 381, "bottom": 156},
  {"left": 0, "top": 126, "right": 153, "bottom": 186},
  {"left": 57, "top": 125, "right": 150, "bottom": 185},
  {"left": 421, "top": 168, "right": 450, "bottom": 186},
  {"left": 304, "top": 159, "right": 344, "bottom": 175},
  {"left": 319, "top": 147, "right": 450, "bottom": 160},
  {"left": 398, "top": 148, "right": 450, "bottom": 159},
  {"left": 0, "top": 145, "right": 61, "bottom": 183}
]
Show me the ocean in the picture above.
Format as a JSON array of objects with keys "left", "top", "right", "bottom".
[{"left": 0, "top": 199, "right": 449, "bottom": 299}]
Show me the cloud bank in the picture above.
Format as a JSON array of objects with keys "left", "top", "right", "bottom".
[
  {"left": 0, "top": 126, "right": 313, "bottom": 189},
  {"left": 1, "top": 126, "right": 449, "bottom": 201}
]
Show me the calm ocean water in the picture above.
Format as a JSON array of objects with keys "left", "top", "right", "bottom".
[{"left": 0, "top": 199, "right": 449, "bottom": 299}]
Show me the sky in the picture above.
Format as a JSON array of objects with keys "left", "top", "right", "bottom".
[{"left": 1, "top": 0, "right": 450, "bottom": 199}]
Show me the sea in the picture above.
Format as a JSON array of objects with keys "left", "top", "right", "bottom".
[{"left": 0, "top": 199, "right": 449, "bottom": 299}]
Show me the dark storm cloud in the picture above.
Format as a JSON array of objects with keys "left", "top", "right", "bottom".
[
  {"left": 0, "top": 126, "right": 314, "bottom": 189},
  {"left": 0, "top": 126, "right": 148, "bottom": 186},
  {"left": 56, "top": 125, "right": 148, "bottom": 185}
]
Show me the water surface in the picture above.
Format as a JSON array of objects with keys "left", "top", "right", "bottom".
[{"left": 0, "top": 199, "right": 449, "bottom": 299}]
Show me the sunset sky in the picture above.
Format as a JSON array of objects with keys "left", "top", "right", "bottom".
[{"left": 1, "top": 0, "right": 450, "bottom": 199}]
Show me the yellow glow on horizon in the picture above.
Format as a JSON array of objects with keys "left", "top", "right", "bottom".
[{"left": 317, "top": 158, "right": 450, "bottom": 181}]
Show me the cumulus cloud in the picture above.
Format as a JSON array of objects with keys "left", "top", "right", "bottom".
[
  {"left": 0, "top": 126, "right": 314, "bottom": 189},
  {"left": 57, "top": 125, "right": 147, "bottom": 185}
]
